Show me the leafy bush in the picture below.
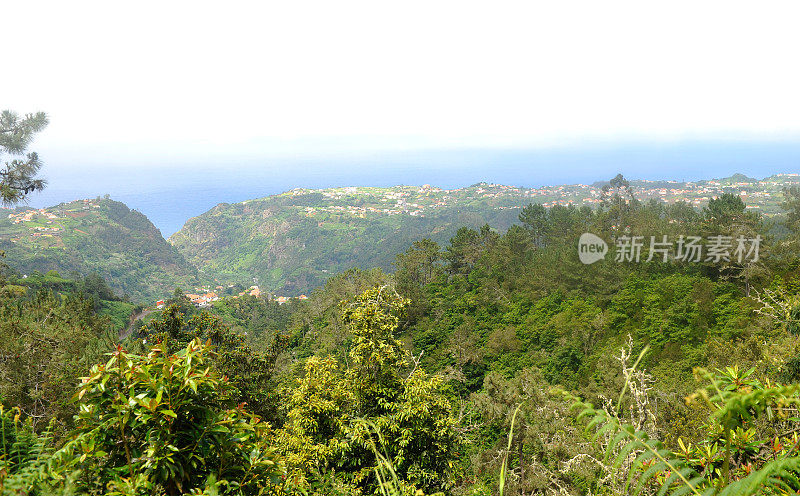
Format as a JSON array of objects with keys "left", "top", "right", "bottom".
[
  {"left": 0, "top": 403, "right": 54, "bottom": 494},
  {"left": 569, "top": 363, "right": 800, "bottom": 495},
  {"left": 52, "top": 339, "right": 284, "bottom": 495}
]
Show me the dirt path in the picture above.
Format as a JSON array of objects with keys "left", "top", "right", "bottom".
[{"left": 121, "top": 308, "right": 158, "bottom": 339}]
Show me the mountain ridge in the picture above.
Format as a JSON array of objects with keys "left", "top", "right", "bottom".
[
  {"left": 0, "top": 198, "right": 198, "bottom": 303},
  {"left": 3, "top": 173, "right": 797, "bottom": 300},
  {"left": 168, "top": 173, "right": 800, "bottom": 294}
]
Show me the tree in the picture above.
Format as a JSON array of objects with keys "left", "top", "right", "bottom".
[
  {"left": 518, "top": 203, "right": 548, "bottom": 247},
  {"left": 470, "top": 368, "right": 592, "bottom": 495},
  {"left": 445, "top": 224, "right": 498, "bottom": 276},
  {"left": 665, "top": 200, "right": 700, "bottom": 224},
  {"left": 570, "top": 364, "right": 800, "bottom": 496},
  {"left": 782, "top": 185, "right": 800, "bottom": 232},
  {"left": 601, "top": 173, "right": 639, "bottom": 236},
  {"left": 704, "top": 192, "right": 746, "bottom": 225},
  {"left": 0, "top": 291, "right": 112, "bottom": 433},
  {"left": 395, "top": 239, "right": 441, "bottom": 290},
  {"left": 0, "top": 111, "right": 48, "bottom": 206},
  {"left": 278, "top": 287, "right": 458, "bottom": 494},
  {"left": 601, "top": 174, "right": 636, "bottom": 208},
  {"left": 138, "top": 306, "right": 286, "bottom": 424},
  {"left": 394, "top": 239, "right": 442, "bottom": 321},
  {"left": 701, "top": 193, "right": 765, "bottom": 294}
]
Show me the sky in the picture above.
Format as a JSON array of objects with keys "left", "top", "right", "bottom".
[{"left": 2, "top": 1, "right": 800, "bottom": 234}]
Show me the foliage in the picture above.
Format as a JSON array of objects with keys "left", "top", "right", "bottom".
[
  {"left": 0, "top": 198, "right": 199, "bottom": 303},
  {"left": 169, "top": 176, "right": 800, "bottom": 295},
  {"left": 52, "top": 339, "right": 284, "bottom": 495},
  {"left": 266, "top": 173, "right": 800, "bottom": 494},
  {"left": 278, "top": 287, "right": 458, "bottom": 495},
  {"left": 138, "top": 306, "right": 287, "bottom": 424},
  {"left": 0, "top": 403, "right": 56, "bottom": 494},
  {"left": 568, "top": 359, "right": 800, "bottom": 495},
  {"left": 0, "top": 110, "right": 48, "bottom": 206},
  {"left": 4, "top": 171, "right": 800, "bottom": 494},
  {"left": 286, "top": 267, "right": 394, "bottom": 363},
  {"left": 209, "top": 294, "right": 295, "bottom": 344},
  {"left": 394, "top": 239, "right": 442, "bottom": 321},
  {"left": 0, "top": 290, "right": 116, "bottom": 433},
  {"left": 782, "top": 186, "right": 800, "bottom": 233}
]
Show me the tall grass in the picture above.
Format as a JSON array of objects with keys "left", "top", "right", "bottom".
[{"left": 498, "top": 403, "right": 522, "bottom": 496}]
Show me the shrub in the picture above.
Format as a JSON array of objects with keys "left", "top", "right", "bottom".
[{"left": 52, "top": 339, "right": 284, "bottom": 495}]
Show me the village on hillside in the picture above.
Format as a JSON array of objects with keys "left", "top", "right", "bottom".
[
  {"left": 3, "top": 174, "right": 799, "bottom": 307},
  {"left": 1, "top": 199, "right": 102, "bottom": 243},
  {"left": 4, "top": 175, "right": 797, "bottom": 241},
  {"left": 154, "top": 285, "right": 308, "bottom": 310},
  {"left": 287, "top": 173, "right": 800, "bottom": 220}
]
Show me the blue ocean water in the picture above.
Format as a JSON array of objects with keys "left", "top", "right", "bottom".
[{"left": 25, "top": 140, "right": 800, "bottom": 238}]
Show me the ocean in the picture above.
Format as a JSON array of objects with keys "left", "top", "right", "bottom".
[{"left": 24, "top": 140, "right": 800, "bottom": 238}]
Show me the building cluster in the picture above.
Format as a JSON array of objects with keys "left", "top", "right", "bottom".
[
  {"left": 5, "top": 200, "right": 101, "bottom": 232},
  {"left": 157, "top": 285, "right": 309, "bottom": 310},
  {"left": 289, "top": 178, "right": 796, "bottom": 219},
  {"left": 7, "top": 209, "right": 59, "bottom": 224},
  {"left": 272, "top": 294, "right": 308, "bottom": 305},
  {"left": 1, "top": 200, "right": 109, "bottom": 246},
  {"left": 184, "top": 291, "right": 220, "bottom": 308}
]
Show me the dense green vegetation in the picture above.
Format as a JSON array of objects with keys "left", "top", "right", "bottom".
[
  {"left": 2, "top": 175, "right": 797, "bottom": 303},
  {"left": 168, "top": 186, "right": 526, "bottom": 294},
  {"left": 169, "top": 176, "right": 800, "bottom": 295},
  {"left": 3, "top": 177, "right": 800, "bottom": 495},
  {"left": 0, "top": 271, "right": 132, "bottom": 436},
  {"left": 0, "top": 198, "right": 199, "bottom": 303}
]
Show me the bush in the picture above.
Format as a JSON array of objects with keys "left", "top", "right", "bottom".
[{"left": 52, "top": 339, "right": 284, "bottom": 495}]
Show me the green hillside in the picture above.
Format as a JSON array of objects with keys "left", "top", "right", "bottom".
[
  {"left": 169, "top": 174, "right": 800, "bottom": 294},
  {"left": 0, "top": 198, "right": 198, "bottom": 303},
  {"left": 168, "top": 185, "right": 527, "bottom": 293},
  {"left": 3, "top": 177, "right": 800, "bottom": 495}
]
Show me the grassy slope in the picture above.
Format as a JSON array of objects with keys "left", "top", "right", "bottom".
[
  {"left": 0, "top": 198, "right": 198, "bottom": 303},
  {"left": 170, "top": 176, "right": 799, "bottom": 294},
  {"left": 169, "top": 185, "right": 528, "bottom": 293}
]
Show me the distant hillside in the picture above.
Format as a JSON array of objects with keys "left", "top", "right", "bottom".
[
  {"left": 3, "top": 174, "right": 793, "bottom": 300},
  {"left": 0, "top": 198, "right": 198, "bottom": 303},
  {"left": 168, "top": 184, "right": 528, "bottom": 293},
  {"left": 170, "top": 174, "right": 799, "bottom": 294}
]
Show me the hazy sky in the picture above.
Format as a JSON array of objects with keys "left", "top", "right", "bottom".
[{"left": 4, "top": 0, "right": 800, "bottom": 167}]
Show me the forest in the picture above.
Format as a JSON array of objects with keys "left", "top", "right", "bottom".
[{"left": 2, "top": 177, "right": 800, "bottom": 495}]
